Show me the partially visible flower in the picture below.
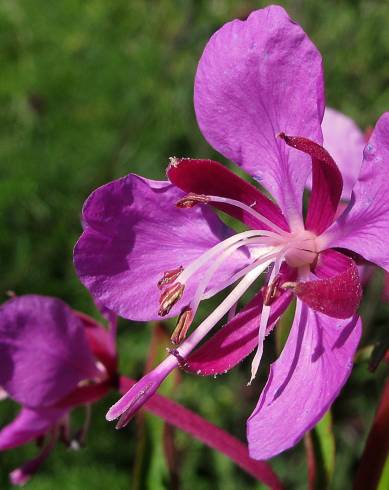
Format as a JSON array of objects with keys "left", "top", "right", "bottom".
[
  {"left": 0, "top": 295, "right": 117, "bottom": 485},
  {"left": 74, "top": 5, "right": 389, "bottom": 460}
]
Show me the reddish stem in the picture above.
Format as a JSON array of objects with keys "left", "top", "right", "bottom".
[{"left": 353, "top": 376, "right": 389, "bottom": 490}]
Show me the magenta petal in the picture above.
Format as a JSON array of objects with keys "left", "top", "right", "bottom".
[
  {"left": 247, "top": 301, "right": 361, "bottom": 460},
  {"left": 0, "top": 295, "right": 99, "bottom": 408},
  {"left": 321, "top": 113, "right": 389, "bottom": 271},
  {"left": 74, "top": 175, "right": 249, "bottom": 321},
  {"left": 280, "top": 134, "right": 343, "bottom": 234},
  {"left": 295, "top": 250, "right": 362, "bottom": 319},
  {"left": 186, "top": 290, "right": 292, "bottom": 376},
  {"left": 0, "top": 407, "right": 64, "bottom": 450},
  {"left": 321, "top": 108, "right": 365, "bottom": 200},
  {"left": 167, "top": 158, "right": 288, "bottom": 231},
  {"left": 194, "top": 6, "right": 324, "bottom": 222}
]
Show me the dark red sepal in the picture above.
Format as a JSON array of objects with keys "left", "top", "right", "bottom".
[
  {"left": 167, "top": 158, "right": 289, "bottom": 232},
  {"left": 295, "top": 250, "right": 362, "bottom": 319},
  {"left": 279, "top": 134, "right": 343, "bottom": 234}
]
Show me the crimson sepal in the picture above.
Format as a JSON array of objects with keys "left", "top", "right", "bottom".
[
  {"left": 279, "top": 134, "right": 343, "bottom": 234},
  {"left": 167, "top": 158, "right": 289, "bottom": 232},
  {"left": 295, "top": 250, "right": 362, "bottom": 318}
]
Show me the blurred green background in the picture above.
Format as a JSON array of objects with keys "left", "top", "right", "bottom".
[{"left": 0, "top": 0, "right": 388, "bottom": 488}]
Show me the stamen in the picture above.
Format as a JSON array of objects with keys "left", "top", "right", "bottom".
[
  {"left": 176, "top": 191, "right": 288, "bottom": 235},
  {"left": 227, "top": 302, "right": 238, "bottom": 322},
  {"left": 178, "top": 230, "right": 280, "bottom": 286},
  {"left": 158, "top": 283, "right": 185, "bottom": 316},
  {"left": 110, "top": 259, "right": 274, "bottom": 424},
  {"left": 176, "top": 193, "right": 210, "bottom": 208},
  {"left": 263, "top": 275, "right": 283, "bottom": 306},
  {"left": 171, "top": 308, "right": 193, "bottom": 344},
  {"left": 201, "top": 246, "right": 282, "bottom": 300},
  {"left": 157, "top": 266, "right": 184, "bottom": 289},
  {"left": 188, "top": 239, "right": 279, "bottom": 321},
  {"left": 202, "top": 195, "right": 288, "bottom": 236},
  {"left": 248, "top": 252, "right": 285, "bottom": 385},
  {"left": 176, "top": 259, "right": 273, "bottom": 360}
]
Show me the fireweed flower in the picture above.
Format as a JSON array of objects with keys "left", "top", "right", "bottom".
[
  {"left": 0, "top": 295, "right": 117, "bottom": 485},
  {"left": 74, "top": 6, "right": 389, "bottom": 459}
]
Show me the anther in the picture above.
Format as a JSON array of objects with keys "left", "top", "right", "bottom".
[
  {"left": 263, "top": 275, "right": 282, "bottom": 306},
  {"left": 158, "top": 283, "right": 185, "bottom": 316},
  {"left": 171, "top": 307, "right": 193, "bottom": 344},
  {"left": 281, "top": 281, "right": 297, "bottom": 290},
  {"left": 176, "top": 193, "right": 210, "bottom": 208},
  {"left": 157, "top": 266, "right": 184, "bottom": 289}
]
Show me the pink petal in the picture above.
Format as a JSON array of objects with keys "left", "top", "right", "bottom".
[
  {"left": 194, "top": 6, "right": 324, "bottom": 223},
  {"left": 247, "top": 300, "right": 361, "bottom": 460},
  {"left": 321, "top": 113, "right": 389, "bottom": 271},
  {"left": 186, "top": 290, "right": 292, "bottom": 376},
  {"left": 0, "top": 295, "right": 99, "bottom": 408},
  {"left": 295, "top": 250, "right": 362, "bottom": 319},
  {"left": 280, "top": 134, "right": 342, "bottom": 234},
  {"left": 74, "top": 175, "right": 250, "bottom": 321},
  {"left": 321, "top": 108, "right": 365, "bottom": 200},
  {"left": 119, "top": 377, "right": 283, "bottom": 489},
  {"left": 167, "top": 158, "right": 288, "bottom": 231},
  {"left": 0, "top": 407, "right": 64, "bottom": 450}
]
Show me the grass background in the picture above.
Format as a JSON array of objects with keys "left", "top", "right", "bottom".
[{"left": 0, "top": 0, "right": 388, "bottom": 488}]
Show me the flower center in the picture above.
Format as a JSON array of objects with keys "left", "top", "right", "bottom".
[
  {"left": 282, "top": 230, "right": 318, "bottom": 268},
  {"left": 155, "top": 192, "right": 319, "bottom": 383}
]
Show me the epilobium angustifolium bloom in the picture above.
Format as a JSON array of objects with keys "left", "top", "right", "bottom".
[
  {"left": 0, "top": 295, "right": 117, "bottom": 485},
  {"left": 74, "top": 6, "right": 389, "bottom": 459}
]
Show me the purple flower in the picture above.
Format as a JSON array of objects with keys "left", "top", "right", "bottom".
[
  {"left": 0, "top": 295, "right": 117, "bottom": 485},
  {"left": 74, "top": 6, "right": 389, "bottom": 459}
]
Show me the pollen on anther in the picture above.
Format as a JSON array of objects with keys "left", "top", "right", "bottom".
[
  {"left": 176, "top": 193, "right": 210, "bottom": 208},
  {"left": 157, "top": 266, "right": 183, "bottom": 289},
  {"left": 171, "top": 307, "right": 193, "bottom": 344},
  {"left": 158, "top": 283, "right": 184, "bottom": 316}
]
